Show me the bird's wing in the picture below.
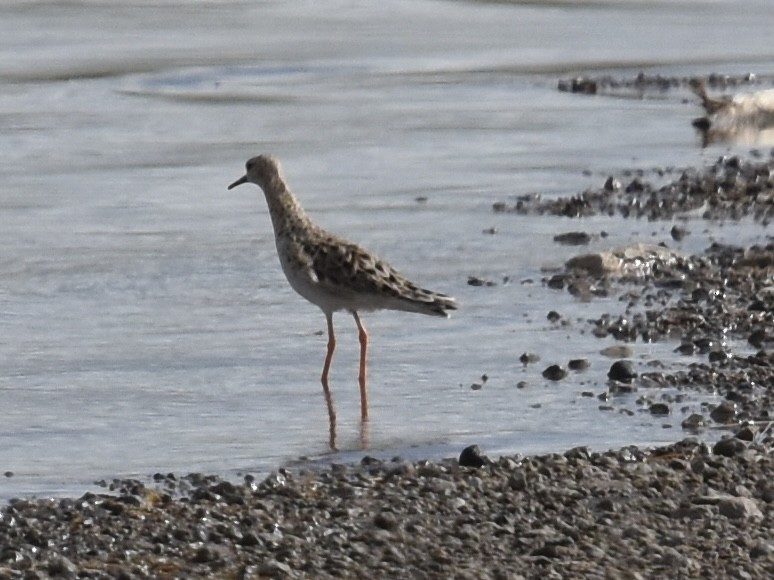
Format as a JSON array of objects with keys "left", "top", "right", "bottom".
[
  {"left": 302, "top": 235, "right": 405, "bottom": 298},
  {"left": 301, "top": 233, "right": 457, "bottom": 316}
]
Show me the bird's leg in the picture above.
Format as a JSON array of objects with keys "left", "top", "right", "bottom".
[
  {"left": 352, "top": 311, "right": 369, "bottom": 421},
  {"left": 322, "top": 312, "right": 337, "bottom": 450}
]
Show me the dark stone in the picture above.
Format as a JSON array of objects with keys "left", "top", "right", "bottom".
[
  {"left": 373, "top": 511, "right": 399, "bottom": 531},
  {"left": 748, "top": 329, "right": 766, "bottom": 348},
  {"left": 47, "top": 555, "right": 78, "bottom": 577},
  {"left": 467, "top": 276, "right": 495, "bottom": 287},
  {"left": 603, "top": 176, "right": 621, "bottom": 191},
  {"left": 546, "top": 274, "right": 566, "bottom": 289},
  {"left": 649, "top": 403, "right": 670, "bottom": 416},
  {"left": 519, "top": 352, "right": 540, "bottom": 366},
  {"left": 568, "top": 358, "right": 590, "bottom": 371},
  {"left": 734, "top": 426, "right": 756, "bottom": 441},
  {"left": 542, "top": 365, "right": 567, "bottom": 381},
  {"left": 459, "top": 445, "right": 487, "bottom": 468},
  {"left": 546, "top": 310, "right": 561, "bottom": 322},
  {"left": 670, "top": 225, "right": 689, "bottom": 241},
  {"left": 681, "top": 414, "right": 706, "bottom": 430},
  {"left": 713, "top": 437, "right": 747, "bottom": 457},
  {"left": 708, "top": 350, "right": 730, "bottom": 363},
  {"left": 709, "top": 401, "right": 737, "bottom": 423},
  {"left": 553, "top": 232, "right": 592, "bottom": 246},
  {"left": 607, "top": 360, "right": 637, "bottom": 382}
]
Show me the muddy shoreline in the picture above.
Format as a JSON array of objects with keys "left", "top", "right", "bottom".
[{"left": 2, "top": 150, "right": 773, "bottom": 578}]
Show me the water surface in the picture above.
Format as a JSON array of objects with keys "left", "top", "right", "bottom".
[{"left": 1, "top": 0, "right": 773, "bottom": 498}]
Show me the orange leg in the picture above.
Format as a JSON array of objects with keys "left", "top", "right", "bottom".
[
  {"left": 321, "top": 312, "right": 337, "bottom": 449},
  {"left": 352, "top": 311, "right": 369, "bottom": 421}
]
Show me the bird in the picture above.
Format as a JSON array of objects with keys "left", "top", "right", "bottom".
[{"left": 228, "top": 154, "right": 457, "bottom": 444}]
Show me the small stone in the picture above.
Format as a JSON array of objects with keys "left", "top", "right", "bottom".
[
  {"left": 47, "top": 555, "right": 78, "bottom": 577},
  {"left": 709, "top": 400, "right": 737, "bottom": 423},
  {"left": 547, "top": 274, "right": 566, "bottom": 289},
  {"left": 734, "top": 426, "right": 756, "bottom": 441},
  {"left": 542, "top": 364, "right": 567, "bottom": 381},
  {"left": 707, "top": 350, "right": 730, "bottom": 363},
  {"left": 681, "top": 414, "right": 706, "bottom": 430},
  {"left": 546, "top": 310, "right": 561, "bottom": 322},
  {"left": 604, "top": 176, "right": 621, "bottom": 191},
  {"left": 748, "top": 329, "right": 766, "bottom": 348},
  {"left": 608, "top": 360, "right": 637, "bottom": 382},
  {"left": 649, "top": 403, "right": 670, "bottom": 416},
  {"left": 600, "top": 345, "right": 634, "bottom": 358},
  {"left": 373, "top": 511, "right": 399, "bottom": 531},
  {"left": 459, "top": 445, "right": 487, "bottom": 468},
  {"left": 259, "top": 560, "right": 293, "bottom": 577},
  {"left": 670, "top": 225, "right": 689, "bottom": 241},
  {"left": 750, "top": 542, "right": 774, "bottom": 558},
  {"left": 568, "top": 359, "right": 590, "bottom": 371},
  {"left": 520, "top": 352, "right": 540, "bottom": 366},
  {"left": 713, "top": 437, "right": 747, "bottom": 457},
  {"left": 553, "top": 232, "right": 592, "bottom": 246},
  {"left": 718, "top": 497, "right": 763, "bottom": 520},
  {"left": 192, "top": 544, "right": 227, "bottom": 564},
  {"left": 467, "top": 275, "right": 495, "bottom": 287}
]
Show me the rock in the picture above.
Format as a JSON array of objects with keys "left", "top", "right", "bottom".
[
  {"left": 734, "top": 426, "right": 756, "bottom": 441},
  {"left": 649, "top": 403, "right": 670, "bottom": 416},
  {"left": 713, "top": 437, "right": 747, "bottom": 457},
  {"left": 467, "top": 275, "right": 496, "bottom": 287},
  {"left": 681, "top": 414, "right": 706, "bottom": 430},
  {"left": 258, "top": 560, "right": 293, "bottom": 577},
  {"left": 566, "top": 252, "right": 621, "bottom": 277},
  {"left": 459, "top": 445, "right": 487, "bottom": 468},
  {"left": 47, "top": 555, "right": 78, "bottom": 577},
  {"left": 603, "top": 176, "right": 621, "bottom": 191},
  {"left": 608, "top": 360, "right": 637, "bottom": 382},
  {"left": 191, "top": 544, "right": 228, "bottom": 564},
  {"left": 567, "top": 244, "right": 682, "bottom": 277},
  {"left": 554, "top": 232, "right": 592, "bottom": 246},
  {"left": 670, "top": 225, "right": 689, "bottom": 241},
  {"left": 600, "top": 345, "right": 634, "bottom": 358},
  {"left": 373, "top": 511, "right": 399, "bottom": 531},
  {"left": 718, "top": 497, "right": 763, "bottom": 520},
  {"left": 542, "top": 365, "right": 567, "bottom": 381},
  {"left": 519, "top": 352, "right": 540, "bottom": 366},
  {"left": 568, "top": 359, "right": 590, "bottom": 371},
  {"left": 709, "top": 400, "right": 738, "bottom": 423},
  {"left": 750, "top": 542, "right": 774, "bottom": 559}
]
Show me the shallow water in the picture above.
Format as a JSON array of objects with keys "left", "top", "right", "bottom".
[{"left": 1, "top": 0, "right": 773, "bottom": 499}]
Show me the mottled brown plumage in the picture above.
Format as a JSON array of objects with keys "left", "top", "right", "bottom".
[{"left": 228, "top": 154, "right": 457, "bottom": 445}]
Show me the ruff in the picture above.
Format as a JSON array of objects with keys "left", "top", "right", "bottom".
[{"left": 228, "top": 154, "right": 457, "bottom": 445}]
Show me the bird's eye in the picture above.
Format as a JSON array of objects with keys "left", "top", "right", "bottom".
[{"left": 246, "top": 161, "right": 254, "bottom": 170}]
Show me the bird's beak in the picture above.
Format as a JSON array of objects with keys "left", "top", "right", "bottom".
[{"left": 228, "top": 175, "right": 248, "bottom": 190}]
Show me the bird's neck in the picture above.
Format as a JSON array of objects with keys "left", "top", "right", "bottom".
[{"left": 262, "top": 181, "right": 312, "bottom": 237}]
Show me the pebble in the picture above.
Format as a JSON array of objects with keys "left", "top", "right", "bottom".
[
  {"left": 542, "top": 364, "right": 568, "bottom": 381},
  {"left": 607, "top": 360, "right": 637, "bottom": 382},
  {"left": 0, "top": 438, "right": 770, "bottom": 579},
  {"left": 713, "top": 437, "right": 747, "bottom": 457},
  {"left": 458, "top": 445, "right": 487, "bottom": 467}
]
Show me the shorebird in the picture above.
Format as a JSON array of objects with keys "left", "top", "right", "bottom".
[{"left": 228, "top": 154, "right": 457, "bottom": 443}]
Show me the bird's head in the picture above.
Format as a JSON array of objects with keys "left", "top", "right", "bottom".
[{"left": 228, "top": 154, "right": 283, "bottom": 192}]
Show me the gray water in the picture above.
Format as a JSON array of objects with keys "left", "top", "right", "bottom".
[{"left": 2, "top": 0, "right": 773, "bottom": 499}]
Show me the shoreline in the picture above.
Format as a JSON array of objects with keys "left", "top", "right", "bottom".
[
  {"left": 1, "top": 437, "right": 771, "bottom": 578},
  {"left": 2, "top": 149, "right": 774, "bottom": 577}
]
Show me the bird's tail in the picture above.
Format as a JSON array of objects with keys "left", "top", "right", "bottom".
[{"left": 395, "top": 286, "right": 459, "bottom": 318}]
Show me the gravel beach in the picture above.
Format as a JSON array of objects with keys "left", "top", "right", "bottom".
[
  {"left": 2, "top": 148, "right": 773, "bottom": 579},
  {"left": 1, "top": 438, "right": 772, "bottom": 579}
]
